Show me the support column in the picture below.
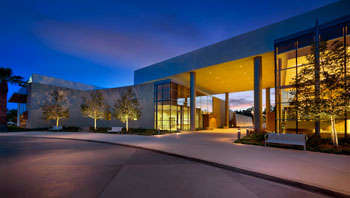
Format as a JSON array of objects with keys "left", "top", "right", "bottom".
[
  {"left": 224, "top": 92, "right": 229, "bottom": 128},
  {"left": 345, "top": 24, "right": 348, "bottom": 138},
  {"left": 276, "top": 59, "right": 282, "bottom": 133},
  {"left": 265, "top": 88, "right": 271, "bottom": 129},
  {"left": 314, "top": 20, "right": 321, "bottom": 135},
  {"left": 190, "top": 72, "right": 196, "bottom": 131},
  {"left": 17, "top": 103, "right": 20, "bottom": 127},
  {"left": 254, "top": 56, "right": 262, "bottom": 133}
]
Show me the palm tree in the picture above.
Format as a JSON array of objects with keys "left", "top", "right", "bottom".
[{"left": 0, "top": 67, "right": 24, "bottom": 131}]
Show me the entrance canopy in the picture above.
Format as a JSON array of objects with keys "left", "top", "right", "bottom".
[
  {"left": 134, "top": 1, "right": 350, "bottom": 91},
  {"left": 9, "top": 87, "right": 27, "bottom": 103},
  {"left": 167, "top": 52, "right": 275, "bottom": 95}
]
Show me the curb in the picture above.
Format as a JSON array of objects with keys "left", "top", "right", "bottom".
[{"left": 3, "top": 135, "right": 349, "bottom": 198}]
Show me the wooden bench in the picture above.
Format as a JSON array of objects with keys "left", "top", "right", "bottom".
[
  {"left": 49, "top": 126, "right": 63, "bottom": 132},
  {"left": 264, "top": 132, "right": 308, "bottom": 151},
  {"left": 108, "top": 127, "right": 123, "bottom": 133}
]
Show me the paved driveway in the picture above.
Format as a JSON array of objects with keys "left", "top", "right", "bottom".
[
  {"left": 0, "top": 136, "right": 326, "bottom": 198},
  {"left": 1, "top": 130, "right": 350, "bottom": 197}
]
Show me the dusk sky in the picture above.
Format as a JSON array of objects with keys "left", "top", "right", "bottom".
[{"left": 1, "top": 0, "right": 337, "bottom": 109}]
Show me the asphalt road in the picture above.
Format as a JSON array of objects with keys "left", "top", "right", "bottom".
[{"left": 0, "top": 136, "right": 326, "bottom": 198}]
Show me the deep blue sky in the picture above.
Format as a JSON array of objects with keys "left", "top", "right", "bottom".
[{"left": 1, "top": 0, "right": 337, "bottom": 109}]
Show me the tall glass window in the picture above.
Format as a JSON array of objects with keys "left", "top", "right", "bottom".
[
  {"left": 276, "top": 39, "right": 297, "bottom": 133},
  {"left": 346, "top": 24, "right": 350, "bottom": 135},
  {"left": 275, "top": 20, "right": 350, "bottom": 137},
  {"left": 296, "top": 33, "right": 314, "bottom": 134},
  {"left": 154, "top": 81, "right": 212, "bottom": 131}
]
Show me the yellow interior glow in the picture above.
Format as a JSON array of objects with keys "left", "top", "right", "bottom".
[{"left": 167, "top": 52, "right": 275, "bottom": 94}]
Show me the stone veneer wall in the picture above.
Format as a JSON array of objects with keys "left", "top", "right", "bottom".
[{"left": 26, "top": 82, "right": 154, "bottom": 129}]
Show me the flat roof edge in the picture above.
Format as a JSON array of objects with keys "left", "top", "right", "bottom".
[{"left": 134, "top": 0, "right": 350, "bottom": 85}]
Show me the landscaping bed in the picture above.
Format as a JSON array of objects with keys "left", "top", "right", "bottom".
[
  {"left": 235, "top": 132, "right": 350, "bottom": 155},
  {"left": 7, "top": 125, "right": 49, "bottom": 132},
  {"left": 90, "top": 127, "right": 177, "bottom": 136},
  {"left": 6, "top": 125, "right": 179, "bottom": 136}
]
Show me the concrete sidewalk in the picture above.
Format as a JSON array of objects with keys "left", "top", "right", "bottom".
[{"left": 1, "top": 129, "right": 350, "bottom": 196}]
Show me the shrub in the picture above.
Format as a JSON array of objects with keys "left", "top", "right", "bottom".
[
  {"left": 236, "top": 132, "right": 350, "bottom": 155},
  {"left": 235, "top": 132, "right": 266, "bottom": 145},
  {"left": 92, "top": 127, "right": 108, "bottom": 132},
  {"left": 307, "top": 134, "right": 322, "bottom": 147},
  {"left": 62, "top": 126, "right": 80, "bottom": 132},
  {"left": 339, "top": 137, "right": 350, "bottom": 146},
  {"left": 7, "top": 126, "right": 49, "bottom": 132}
]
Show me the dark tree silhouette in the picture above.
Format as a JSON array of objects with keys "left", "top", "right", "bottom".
[{"left": 0, "top": 67, "right": 24, "bottom": 131}]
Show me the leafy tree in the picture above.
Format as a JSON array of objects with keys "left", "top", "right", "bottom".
[
  {"left": 41, "top": 90, "right": 70, "bottom": 126},
  {"left": 7, "top": 109, "right": 17, "bottom": 122},
  {"left": 290, "top": 40, "right": 350, "bottom": 147},
  {"left": 0, "top": 67, "right": 25, "bottom": 131},
  {"left": 113, "top": 88, "right": 142, "bottom": 132},
  {"left": 235, "top": 107, "right": 254, "bottom": 118},
  {"left": 80, "top": 92, "right": 109, "bottom": 130}
]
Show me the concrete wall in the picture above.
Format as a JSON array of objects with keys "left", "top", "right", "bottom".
[
  {"left": 211, "top": 97, "right": 225, "bottom": 128},
  {"left": 234, "top": 113, "right": 253, "bottom": 128},
  {"left": 26, "top": 82, "right": 154, "bottom": 129},
  {"left": 30, "top": 74, "right": 102, "bottom": 90}
]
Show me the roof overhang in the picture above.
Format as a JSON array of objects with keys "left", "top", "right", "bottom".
[
  {"left": 134, "top": 1, "right": 350, "bottom": 85},
  {"left": 171, "top": 52, "right": 274, "bottom": 94},
  {"left": 9, "top": 92, "right": 27, "bottom": 103},
  {"left": 149, "top": 52, "right": 275, "bottom": 95}
]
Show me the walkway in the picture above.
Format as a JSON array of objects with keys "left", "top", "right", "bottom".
[{"left": 1, "top": 129, "right": 349, "bottom": 197}]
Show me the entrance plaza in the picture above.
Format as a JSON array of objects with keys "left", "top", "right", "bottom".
[
  {"left": 9, "top": 1, "right": 350, "bottom": 136},
  {"left": 1, "top": 130, "right": 349, "bottom": 197},
  {"left": 134, "top": 0, "right": 350, "bottom": 135},
  {"left": 4, "top": 0, "right": 350, "bottom": 197},
  {"left": 5, "top": 2, "right": 350, "bottom": 197}
]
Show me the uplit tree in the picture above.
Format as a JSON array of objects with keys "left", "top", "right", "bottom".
[
  {"left": 80, "top": 92, "right": 109, "bottom": 130},
  {"left": 113, "top": 88, "right": 142, "bottom": 132},
  {"left": 41, "top": 90, "right": 70, "bottom": 127},
  {"left": 290, "top": 40, "right": 350, "bottom": 147},
  {"left": 0, "top": 67, "right": 25, "bottom": 131}
]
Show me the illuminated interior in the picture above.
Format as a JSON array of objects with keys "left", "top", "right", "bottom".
[
  {"left": 153, "top": 19, "right": 349, "bottom": 135},
  {"left": 152, "top": 51, "right": 275, "bottom": 131},
  {"left": 154, "top": 81, "right": 213, "bottom": 131},
  {"left": 275, "top": 22, "right": 350, "bottom": 136}
]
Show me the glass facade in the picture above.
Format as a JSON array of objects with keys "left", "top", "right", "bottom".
[
  {"left": 154, "top": 81, "right": 212, "bottom": 131},
  {"left": 275, "top": 19, "right": 350, "bottom": 136}
]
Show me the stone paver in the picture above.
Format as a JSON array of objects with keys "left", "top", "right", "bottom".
[{"left": 1, "top": 129, "right": 349, "bottom": 196}]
